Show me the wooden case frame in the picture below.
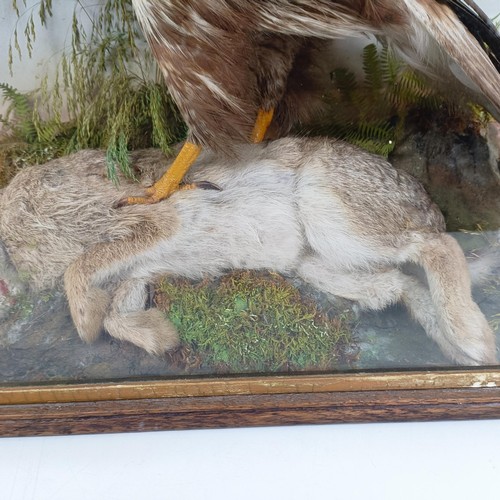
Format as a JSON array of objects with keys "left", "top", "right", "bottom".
[{"left": 1, "top": 369, "right": 500, "bottom": 436}]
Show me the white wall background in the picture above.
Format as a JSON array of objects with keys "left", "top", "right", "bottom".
[{"left": 1, "top": 2, "right": 500, "bottom": 499}]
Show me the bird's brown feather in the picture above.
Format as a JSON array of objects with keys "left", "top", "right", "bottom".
[{"left": 132, "top": 0, "right": 500, "bottom": 152}]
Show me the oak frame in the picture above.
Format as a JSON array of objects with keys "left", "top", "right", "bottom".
[{"left": 1, "top": 369, "right": 500, "bottom": 436}]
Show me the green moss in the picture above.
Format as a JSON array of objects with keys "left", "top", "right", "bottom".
[{"left": 156, "top": 271, "right": 353, "bottom": 373}]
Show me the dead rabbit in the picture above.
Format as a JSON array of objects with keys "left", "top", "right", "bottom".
[{"left": 0, "top": 137, "right": 496, "bottom": 365}]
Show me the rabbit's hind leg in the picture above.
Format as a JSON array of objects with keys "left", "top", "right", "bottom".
[
  {"left": 103, "top": 278, "right": 180, "bottom": 355},
  {"left": 296, "top": 255, "right": 406, "bottom": 311}
]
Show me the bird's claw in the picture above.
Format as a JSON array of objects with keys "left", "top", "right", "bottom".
[
  {"left": 113, "top": 187, "right": 159, "bottom": 208},
  {"left": 189, "top": 181, "right": 222, "bottom": 191},
  {"left": 113, "top": 181, "right": 222, "bottom": 208}
]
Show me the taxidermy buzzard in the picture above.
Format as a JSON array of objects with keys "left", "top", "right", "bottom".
[{"left": 126, "top": 0, "right": 500, "bottom": 204}]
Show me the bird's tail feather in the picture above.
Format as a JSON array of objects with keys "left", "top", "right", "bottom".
[
  {"left": 260, "top": 0, "right": 500, "bottom": 119},
  {"left": 397, "top": 0, "right": 500, "bottom": 119},
  {"left": 445, "top": 0, "right": 500, "bottom": 71}
]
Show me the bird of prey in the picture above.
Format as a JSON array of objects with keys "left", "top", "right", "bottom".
[{"left": 126, "top": 0, "right": 500, "bottom": 205}]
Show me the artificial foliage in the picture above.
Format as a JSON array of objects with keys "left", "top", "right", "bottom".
[
  {"left": 3, "top": 0, "right": 185, "bottom": 185},
  {"left": 313, "top": 43, "right": 480, "bottom": 156}
]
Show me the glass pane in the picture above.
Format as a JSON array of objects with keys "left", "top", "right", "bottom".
[
  {"left": 1, "top": 0, "right": 499, "bottom": 386},
  {"left": 1, "top": 136, "right": 498, "bottom": 383}
]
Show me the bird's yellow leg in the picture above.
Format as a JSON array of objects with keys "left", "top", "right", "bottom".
[
  {"left": 124, "top": 141, "right": 201, "bottom": 205},
  {"left": 251, "top": 108, "right": 274, "bottom": 143}
]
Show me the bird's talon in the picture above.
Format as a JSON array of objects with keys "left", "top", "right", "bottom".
[
  {"left": 183, "top": 181, "right": 222, "bottom": 191},
  {"left": 113, "top": 194, "right": 158, "bottom": 208},
  {"left": 112, "top": 198, "right": 129, "bottom": 209},
  {"left": 114, "top": 180, "right": 221, "bottom": 209}
]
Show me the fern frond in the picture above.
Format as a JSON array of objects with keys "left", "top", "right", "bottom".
[
  {"left": 362, "top": 43, "right": 383, "bottom": 91},
  {"left": 380, "top": 45, "right": 400, "bottom": 85},
  {"left": 0, "top": 82, "right": 36, "bottom": 142},
  {"left": 390, "top": 70, "right": 435, "bottom": 108},
  {"left": 5, "top": 0, "right": 184, "bottom": 177}
]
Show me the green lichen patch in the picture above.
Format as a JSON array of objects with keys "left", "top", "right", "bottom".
[{"left": 156, "top": 271, "right": 354, "bottom": 374}]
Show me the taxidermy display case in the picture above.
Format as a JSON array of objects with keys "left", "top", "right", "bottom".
[{"left": 1, "top": 0, "right": 499, "bottom": 436}]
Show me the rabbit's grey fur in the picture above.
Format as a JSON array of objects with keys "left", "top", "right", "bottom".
[{"left": 0, "top": 137, "right": 496, "bottom": 364}]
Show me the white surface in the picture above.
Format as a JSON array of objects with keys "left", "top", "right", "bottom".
[
  {"left": 2, "top": 420, "right": 500, "bottom": 500},
  {"left": 1, "top": 2, "right": 500, "bottom": 499}
]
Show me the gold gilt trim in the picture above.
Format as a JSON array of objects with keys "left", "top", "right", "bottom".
[{"left": 1, "top": 369, "right": 499, "bottom": 405}]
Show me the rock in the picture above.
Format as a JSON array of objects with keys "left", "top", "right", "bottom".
[
  {"left": 390, "top": 121, "right": 500, "bottom": 231},
  {"left": 0, "top": 241, "right": 27, "bottom": 322}
]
